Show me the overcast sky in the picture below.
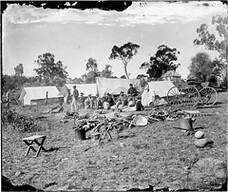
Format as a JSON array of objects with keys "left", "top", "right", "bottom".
[{"left": 2, "top": 1, "right": 227, "bottom": 79}]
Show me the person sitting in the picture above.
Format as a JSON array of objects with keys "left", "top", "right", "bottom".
[
  {"left": 135, "top": 96, "right": 144, "bottom": 111},
  {"left": 102, "top": 93, "right": 114, "bottom": 110},
  {"left": 95, "top": 94, "right": 103, "bottom": 109},
  {"left": 106, "top": 93, "right": 115, "bottom": 107},
  {"left": 127, "top": 94, "right": 136, "bottom": 107},
  {"left": 78, "top": 92, "right": 85, "bottom": 109},
  {"left": 84, "top": 94, "right": 94, "bottom": 109},
  {"left": 115, "top": 91, "right": 128, "bottom": 110},
  {"left": 127, "top": 83, "right": 138, "bottom": 97}
]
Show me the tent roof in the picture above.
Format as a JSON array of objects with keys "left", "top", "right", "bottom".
[{"left": 162, "top": 70, "right": 181, "bottom": 78}]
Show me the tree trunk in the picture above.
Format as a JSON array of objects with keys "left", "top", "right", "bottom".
[{"left": 123, "top": 63, "right": 129, "bottom": 79}]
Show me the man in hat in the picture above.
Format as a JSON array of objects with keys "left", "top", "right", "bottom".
[
  {"left": 78, "top": 92, "right": 85, "bottom": 109},
  {"left": 103, "top": 93, "right": 115, "bottom": 109},
  {"left": 71, "top": 85, "right": 79, "bottom": 113},
  {"left": 84, "top": 94, "right": 94, "bottom": 109},
  {"left": 115, "top": 91, "right": 127, "bottom": 110},
  {"left": 127, "top": 83, "right": 138, "bottom": 97}
]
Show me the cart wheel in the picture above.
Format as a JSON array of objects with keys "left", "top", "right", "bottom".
[
  {"left": 199, "top": 87, "right": 218, "bottom": 107},
  {"left": 181, "top": 86, "right": 200, "bottom": 107},
  {"left": 167, "top": 86, "right": 183, "bottom": 106}
]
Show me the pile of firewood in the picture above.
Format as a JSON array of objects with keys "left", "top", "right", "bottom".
[{"left": 71, "top": 108, "right": 219, "bottom": 145}]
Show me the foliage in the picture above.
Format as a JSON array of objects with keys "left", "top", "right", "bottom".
[
  {"left": 109, "top": 42, "right": 140, "bottom": 79},
  {"left": 193, "top": 14, "right": 228, "bottom": 62},
  {"left": 188, "top": 52, "right": 224, "bottom": 86},
  {"left": 193, "top": 14, "right": 227, "bottom": 84},
  {"left": 82, "top": 61, "right": 116, "bottom": 83},
  {"left": 67, "top": 77, "right": 83, "bottom": 84},
  {"left": 52, "top": 76, "right": 67, "bottom": 87},
  {"left": 84, "top": 71, "right": 100, "bottom": 83},
  {"left": 219, "top": 73, "right": 227, "bottom": 89},
  {"left": 14, "top": 63, "right": 24, "bottom": 76},
  {"left": 100, "top": 65, "right": 113, "bottom": 78},
  {"left": 2, "top": 108, "right": 39, "bottom": 133},
  {"left": 140, "top": 45, "right": 180, "bottom": 79},
  {"left": 86, "top": 58, "right": 98, "bottom": 72},
  {"left": 34, "top": 53, "right": 68, "bottom": 83},
  {"left": 2, "top": 75, "right": 29, "bottom": 93}
]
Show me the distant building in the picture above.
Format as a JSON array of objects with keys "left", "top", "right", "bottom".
[{"left": 161, "top": 70, "right": 181, "bottom": 82}]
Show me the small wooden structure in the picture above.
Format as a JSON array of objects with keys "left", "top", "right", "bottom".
[{"left": 22, "top": 135, "right": 47, "bottom": 157}]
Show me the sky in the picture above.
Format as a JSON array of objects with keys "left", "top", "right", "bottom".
[{"left": 2, "top": 1, "right": 227, "bottom": 79}]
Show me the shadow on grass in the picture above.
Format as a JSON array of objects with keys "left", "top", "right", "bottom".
[
  {"left": 194, "top": 126, "right": 206, "bottom": 130},
  {"left": 118, "top": 134, "right": 136, "bottom": 139}
]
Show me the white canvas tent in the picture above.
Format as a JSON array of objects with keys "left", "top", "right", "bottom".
[
  {"left": 96, "top": 78, "right": 142, "bottom": 97},
  {"left": 142, "top": 81, "right": 177, "bottom": 106},
  {"left": 59, "top": 84, "right": 97, "bottom": 97},
  {"left": 19, "top": 86, "right": 62, "bottom": 105}
]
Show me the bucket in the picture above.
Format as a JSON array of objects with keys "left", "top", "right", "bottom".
[
  {"left": 179, "top": 117, "right": 194, "bottom": 131},
  {"left": 75, "top": 128, "right": 86, "bottom": 140}
]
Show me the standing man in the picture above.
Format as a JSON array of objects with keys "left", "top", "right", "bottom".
[
  {"left": 78, "top": 92, "right": 85, "bottom": 109},
  {"left": 71, "top": 85, "right": 79, "bottom": 113}
]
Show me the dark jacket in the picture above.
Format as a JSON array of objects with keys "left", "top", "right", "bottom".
[{"left": 127, "top": 87, "right": 138, "bottom": 97}]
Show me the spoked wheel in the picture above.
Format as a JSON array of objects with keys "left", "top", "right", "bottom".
[
  {"left": 167, "top": 86, "right": 183, "bottom": 106},
  {"left": 199, "top": 87, "right": 218, "bottom": 107},
  {"left": 181, "top": 86, "right": 200, "bottom": 107}
]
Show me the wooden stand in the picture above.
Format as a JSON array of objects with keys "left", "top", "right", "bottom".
[{"left": 22, "top": 135, "right": 47, "bottom": 157}]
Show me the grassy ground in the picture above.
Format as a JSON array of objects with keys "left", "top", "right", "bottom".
[{"left": 2, "top": 92, "right": 227, "bottom": 191}]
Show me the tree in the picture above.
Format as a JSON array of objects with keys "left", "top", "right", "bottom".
[
  {"left": 2, "top": 75, "right": 28, "bottom": 93},
  {"left": 109, "top": 42, "right": 140, "bottom": 79},
  {"left": 140, "top": 45, "right": 180, "bottom": 79},
  {"left": 14, "top": 63, "right": 23, "bottom": 76},
  {"left": 86, "top": 57, "right": 98, "bottom": 72},
  {"left": 194, "top": 15, "right": 227, "bottom": 63},
  {"left": 34, "top": 53, "right": 68, "bottom": 84},
  {"left": 193, "top": 14, "right": 228, "bottom": 82},
  {"left": 100, "top": 65, "right": 113, "bottom": 78},
  {"left": 52, "top": 76, "right": 66, "bottom": 87},
  {"left": 68, "top": 77, "right": 83, "bottom": 84},
  {"left": 188, "top": 52, "right": 223, "bottom": 85},
  {"left": 83, "top": 57, "right": 101, "bottom": 83}
]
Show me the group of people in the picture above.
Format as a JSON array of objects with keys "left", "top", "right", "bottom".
[{"left": 69, "top": 84, "right": 144, "bottom": 113}]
